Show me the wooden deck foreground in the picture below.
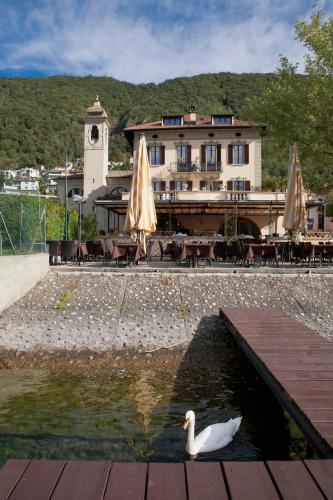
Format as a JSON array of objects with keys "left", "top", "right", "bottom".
[
  {"left": 0, "top": 458, "right": 333, "bottom": 499},
  {"left": 220, "top": 307, "right": 333, "bottom": 459}
]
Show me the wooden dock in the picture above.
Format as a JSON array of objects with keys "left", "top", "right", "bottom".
[
  {"left": 220, "top": 307, "right": 333, "bottom": 459},
  {"left": 0, "top": 458, "right": 332, "bottom": 499}
]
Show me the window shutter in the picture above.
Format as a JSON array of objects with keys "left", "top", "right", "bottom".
[
  {"left": 147, "top": 146, "right": 151, "bottom": 163},
  {"left": 160, "top": 145, "right": 165, "bottom": 165},
  {"left": 170, "top": 181, "right": 175, "bottom": 191},
  {"left": 244, "top": 144, "right": 249, "bottom": 164},
  {"left": 228, "top": 145, "right": 233, "bottom": 164},
  {"left": 187, "top": 181, "right": 193, "bottom": 191},
  {"left": 201, "top": 145, "right": 206, "bottom": 163},
  {"left": 160, "top": 181, "right": 166, "bottom": 191},
  {"left": 245, "top": 180, "right": 251, "bottom": 191},
  {"left": 200, "top": 180, "right": 206, "bottom": 190},
  {"left": 186, "top": 145, "right": 192, "bottom": 164},
  {"left": 227, "top": 180, "right": 233, "bottom": 190},
  {"left": 217, "top": 144, "right": 221, "bottom": 164}
]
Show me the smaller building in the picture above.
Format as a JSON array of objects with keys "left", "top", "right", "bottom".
[{"left": 15, "top": 168, "right": 40, "bottom": 179}]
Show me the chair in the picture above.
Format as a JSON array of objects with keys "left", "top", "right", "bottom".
[
  {"left": 214, "top": 241, "right": 228, "bottom": 261},
  {"left": 60, "top": 240, "right": 79, "bottom": 264},
  {"left": 100, "top": 238, "right": 112, "bottom": 265},
  {"left": 261, "top": 244, "right": 278, "bottom": 267},
  {"left": 47, "top": 240, "right": 61, "bottom": 265}
]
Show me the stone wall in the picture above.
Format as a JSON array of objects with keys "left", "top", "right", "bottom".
[{"left": 0, "top": 254, "right": 49, "bottom": 314}]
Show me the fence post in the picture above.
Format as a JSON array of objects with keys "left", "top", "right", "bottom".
[
  {"left": 29, "top": 208, "right": 46, "bottom": 254},
  {"left": 0, "top": 211, "right": 16, "bottom": 254},
  {"left": 44, "top": 207, "right": 47, "bottom": 252}
]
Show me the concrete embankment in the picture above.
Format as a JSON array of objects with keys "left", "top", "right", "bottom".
[
  {"left": 0, "top": 254, "right": 49, "bottom": 314},
  {"left": 0, "top": 270, "right": 331, "bottom": 352}
]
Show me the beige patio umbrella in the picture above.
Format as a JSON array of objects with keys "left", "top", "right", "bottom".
[
  {"left": 124, "top": 133, "right": 157, "bottom": 250},
  {"left": 283, "top": 144, "right": 307, "bottom": 240}
]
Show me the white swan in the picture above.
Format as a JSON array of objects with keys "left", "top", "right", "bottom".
[{"left": 182, "top": 410, "right": 242, "bottom": 456}]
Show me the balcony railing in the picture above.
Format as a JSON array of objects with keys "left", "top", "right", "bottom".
[
  {"left": 227, "top": 191, "right": 249, "bottom": 201},
  {"left": 176, "top": 162, "right": 222, "bottom": 173},
  {"left": 153, "top": 191, "right": 178, "bottom": 200}
]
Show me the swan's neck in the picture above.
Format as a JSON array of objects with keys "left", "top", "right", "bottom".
[{"left": 187, "top": 417, "right": 195, "bottom": 452}]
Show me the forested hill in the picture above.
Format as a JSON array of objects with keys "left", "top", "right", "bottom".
[{"left": 0, "top": 73, "right": 273, "bottom": 170}]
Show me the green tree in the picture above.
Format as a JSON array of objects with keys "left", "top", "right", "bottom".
[{"left": 245, "top": 10, "right": 333, "bottom": 191}]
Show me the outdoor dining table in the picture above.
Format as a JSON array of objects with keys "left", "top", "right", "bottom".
[
  {"left": 243, "top": 244, "right": 278, "bottom": 266},
  {"left": 180, "top": 243, "right": 215, "bottom": 267},
  {"left": 111, "top": 242, "right": 146, "bottom": 265}
]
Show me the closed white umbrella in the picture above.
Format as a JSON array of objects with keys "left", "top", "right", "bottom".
[
  {"left": 283, "top": 144, "right": 307, "bottom": 240},
  {"left": 124, "top": 133, "right": 157, "bottom": 250}
]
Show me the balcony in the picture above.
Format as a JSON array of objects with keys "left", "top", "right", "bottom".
[
  {"left": 227, "top": 191, "right": 249, "bottom": 201},
  {"left": 176, "top": 162, "right": 222, "bottom": 173}
]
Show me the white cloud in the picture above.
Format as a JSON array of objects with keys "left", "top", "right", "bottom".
[{"left": 0, "top": 0, "right": 332, "bottom": 82}]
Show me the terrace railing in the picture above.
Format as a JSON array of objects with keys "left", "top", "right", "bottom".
[{"left": 176, "top": 162, "right": 222, "bottom": 173}]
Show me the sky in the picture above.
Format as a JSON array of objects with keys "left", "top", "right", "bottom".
[{"left": 0, "top": 0, "right": 332, "bottom": 83}]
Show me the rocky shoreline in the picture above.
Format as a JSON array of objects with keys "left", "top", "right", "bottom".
[{"left": 0, "top": 272, "right": 332, "bottom": 357}]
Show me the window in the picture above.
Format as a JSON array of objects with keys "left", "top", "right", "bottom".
[
  {"left": 111, "top": 187, "right": 128, "bottom": 195},
  {"left": 234, "top": 180, "right": 245, "bottom": 191},
  {"left": 150, "top": 146, "right": 160, "bottom": 165},
  {"left": 206, "top": 145, "right": 217, "bottom": 164},
  {"left": 152, "top": 181, "right": 161, "bottom": 191},
  {"left": 233, "top": 145, "right": 244, "bottom": 164},
  {"left": 163, "top": 116, "right": 181, "bottom": 125},
  {"left": 213, "top": 115, "right": 232, "bottom": 124},
  {"left": 177, "top": 145, "right": 187, "bottom": 164},
  {"left": 91, "top": 125, "right": 99, "bottom": 143},
  {"left": 175, "top": 181, "right": 189, "bottom": 191},
  {"left": 68, "top": 187, "right": 83, "bottom": 198}
]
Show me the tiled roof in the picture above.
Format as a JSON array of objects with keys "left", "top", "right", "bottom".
[{"left": 124, "top": 117, "right": 260, "bottom": 131}]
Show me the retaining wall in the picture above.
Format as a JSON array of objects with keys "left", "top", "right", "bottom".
[{"left": 0, "top": 254, "right": 49, "bottom": 314}]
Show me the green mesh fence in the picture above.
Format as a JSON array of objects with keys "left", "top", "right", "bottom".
[{"left": 0, "top": 194, "right": 77, "bottom": 255}]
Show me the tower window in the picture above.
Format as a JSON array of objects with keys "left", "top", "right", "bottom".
[{"left": 91, "top": 125, "right": 99, "bottom": 143}]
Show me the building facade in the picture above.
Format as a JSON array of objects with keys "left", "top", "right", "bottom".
[
  {"left": 97, "top": 109, "right": 290, "bottom": 237},
  {"left": 55, "top": 101, "right": 325, "bottom": 237}
]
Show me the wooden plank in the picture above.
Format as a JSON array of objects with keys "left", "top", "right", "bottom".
[
  {"left": 296, "top": 397, "right": 333, "bottom": 409},
  {"left": 267, "top": 461, "right": 324, "bottom": 499},
  {"left": 51, "top": 460, "right": 111, "bottom": 500},
  {"left": 8, "top": 460, "right": 65, "bottom": 500},
  {"left": 303, "top": 408, "right": 333, "bottom": 423},
  {"left": 0, "top": 460, "right": 30, "bottom": 500},
  {"left": 274, "top": 370, "right": 333, "bottom": 381},
  {"left": 314, "top": 423, "right": 333, "bottom": 437},
  {"left": 222, "top": 461, "right": 279, "bottom": 500},
  {"left": 304, "top": 460, "right": 333, "bottom": 499},
  {"left": 104, "top": 463, "right": 147, "bottom": 500},
  {"left": 186, "top": 462, "right": 228, "bottom": 500},
  {"left": 146, "top": 463, "right": 187, "bottom": 500},
  {"left": 221, "top": 307, "right": 333, "bottom": 457},
  {"left": 283, "top": 380, "right": 333, "bottom": 392}
]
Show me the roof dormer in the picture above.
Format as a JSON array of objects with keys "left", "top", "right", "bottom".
[
  {"left": 162, "top": 115, "right": 183, "bottom": 126},
  {"left": 211, "top": 114, "right": 234, "bottom": 125}
]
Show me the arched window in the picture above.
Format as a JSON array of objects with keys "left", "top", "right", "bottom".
[
  {"left": 68, "top": 187, "right": 83, "bottom": 198},
  {"left": 91, "top": 125, "right": 99, "bottom": 143}
]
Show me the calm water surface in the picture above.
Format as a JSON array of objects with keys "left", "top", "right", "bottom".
[{"left": 0, "top": 354, "right": 308, "bottom": 464}]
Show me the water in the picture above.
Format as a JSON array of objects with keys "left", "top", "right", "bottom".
[{"left": 0, "top": 322, "right": 309, "bottom": 464}]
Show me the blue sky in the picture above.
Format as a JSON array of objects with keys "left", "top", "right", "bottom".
[{"left": 0, "top": 0, "right": 331, "bottom": 83}]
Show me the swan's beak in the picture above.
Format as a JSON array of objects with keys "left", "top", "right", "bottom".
[{"left": 182, "top": 419, "right": 189, "bottom": 430}]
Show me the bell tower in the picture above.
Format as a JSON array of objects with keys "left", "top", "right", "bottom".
[{"left": 82, "top": 95, "right": 110, "bottom": 213}]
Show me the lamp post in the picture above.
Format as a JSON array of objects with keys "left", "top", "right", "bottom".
[
  {"left": 64, "top": 147, "right": 68, "bottom": 240},
  {"left": 73, "top": 194, "right": 88, "bottom": 265}
]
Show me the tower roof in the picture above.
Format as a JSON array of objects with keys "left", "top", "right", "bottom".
[{"left": 86, "top": 95, "right": 108, "bottom": 118}]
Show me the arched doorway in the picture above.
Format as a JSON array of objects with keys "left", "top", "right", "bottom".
[{"left": 237, "top": 218, "right": 260, "bottom": 239}]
